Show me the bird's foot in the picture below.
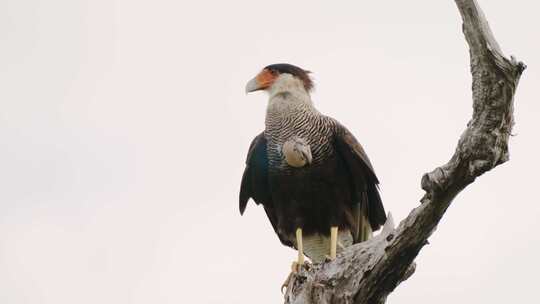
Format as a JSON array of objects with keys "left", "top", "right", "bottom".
[
  {"left": 290, "top": 261, "right": 301, "bottom": 273},
  {"left": 324, "top": 254, "right": 336, "bottom": 262},
  {"left": 293, "top": 260, "right": 312, "bottom": 272},
  {"left": 281, "top": 271, "right": 295, "bottom": 294},
  {"left": 281, "top": 261, "right": 310, "bottom": 294}
]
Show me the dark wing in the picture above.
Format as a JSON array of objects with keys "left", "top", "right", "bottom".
[
  {"left": 239, "top": 133, "right": 291, "bottom": 246},
  {"left": 239, "top": 132, "right": 270, "bottom": 214},
  {"left": 333, "top": 122, "right": 387, "bottom": 240}
]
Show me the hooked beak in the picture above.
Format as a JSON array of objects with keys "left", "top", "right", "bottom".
[
  {"left": 245, "top": 77, "right": 260, "bottom": 93},
  {"left": 302, "top": 146, "right": 313, "bottom": 165},
  {"left": 245, "top": 69, "right": 276, "bottom": 94}
]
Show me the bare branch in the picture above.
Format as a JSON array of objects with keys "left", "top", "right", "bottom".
[{"left": 283, "top": 1, "right": 525, "bottom": 303}]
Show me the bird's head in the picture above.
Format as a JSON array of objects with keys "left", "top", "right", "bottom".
[{"left": 245, "top": 63, "right": 313, "bottom": 94}]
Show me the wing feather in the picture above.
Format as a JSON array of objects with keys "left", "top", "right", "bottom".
[
  {"left": 239, "top": 133, "right": 291, "bottom": 246},
  {"left": 239, "top": 132, "right": 270, "bottom": 214},
  {"left": 333, "top": 122, "right": 387, "bottom": 240}
]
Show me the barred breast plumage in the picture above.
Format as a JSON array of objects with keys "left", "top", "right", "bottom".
[{"left": 265, "top": 91, "right": 336, "bottom": 173}]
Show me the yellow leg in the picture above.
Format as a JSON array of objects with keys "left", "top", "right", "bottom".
[
  {"left": 281, "top": 227, "right": 305, "bottom": 294},
  {"left": 296, "top": 228, "right": 304, "bottom": 266},
  {"left": 330, "top": 226, "right": 338, "bottom": 260}
]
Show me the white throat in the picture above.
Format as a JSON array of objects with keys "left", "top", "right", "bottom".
[
  {"left": 266, "top": 74, "right": 313, "bottom": 115},
  {"left": 268, "top": 74, "right": 310, "bottom": 99}
]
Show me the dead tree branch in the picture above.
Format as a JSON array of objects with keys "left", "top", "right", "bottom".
[{"left": 284, "top": 1, "right": 526, "bottom": 303}]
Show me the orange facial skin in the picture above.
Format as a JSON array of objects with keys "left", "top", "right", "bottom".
[{"left": 255, "top": 69, "right": 277, "bottom": 90}]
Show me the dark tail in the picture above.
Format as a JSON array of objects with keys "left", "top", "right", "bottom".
[{"left": 367, "top": 184, "right": 387, "bottom": 232}]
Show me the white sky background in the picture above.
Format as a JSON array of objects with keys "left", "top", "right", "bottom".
[{"left": 0, "top": 0, "right": 538, "bottom": 303}]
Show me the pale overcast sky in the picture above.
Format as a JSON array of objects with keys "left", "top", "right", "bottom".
[{"left": 0, "top": 1, "right": 538, "bottom": 303}]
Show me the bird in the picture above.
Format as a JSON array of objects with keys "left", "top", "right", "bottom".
[{"left": 239, "top": 63, "right": 387, "bottom": 280}]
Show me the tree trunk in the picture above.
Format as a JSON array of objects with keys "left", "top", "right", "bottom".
[{"left": 283, "top": 1, "right": 526, "bottom": 303}]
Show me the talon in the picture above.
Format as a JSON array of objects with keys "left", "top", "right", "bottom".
[
  {"left": 282, "top": 260, "right": 312, "bottom": 294},
  {"left": 281, "top": 272, "right": 293, "bottom": 294},
  {"left": 281, "top": 262, "right": 299, "bottom": 294}
]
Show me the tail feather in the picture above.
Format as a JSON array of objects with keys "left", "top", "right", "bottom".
[
  {"left": 354, "top": 202, "right": 372, "bottom": 243},
  {"left": 367, "top": 184, "right": 387, "bottom": 231},
  {"left": 352, "top": 185, "right": 384, "bottom": 244}
]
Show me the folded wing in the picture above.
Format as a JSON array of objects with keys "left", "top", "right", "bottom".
[
  {"left": 239, "top": 133, "right": 292, "bottom": 247},
  {"left": 333, "top": 122, "right": 387, "bottom": 243}
]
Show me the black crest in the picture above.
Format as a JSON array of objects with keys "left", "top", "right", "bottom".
[{"left": 264, "top": 63, "right": 314, "bottom": 92}]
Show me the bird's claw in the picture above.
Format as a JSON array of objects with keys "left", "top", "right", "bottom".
[
  {"left": 281, "top": 261, "right": 311, "bottom": 294},
  {"left": 281, "top": 272, "right": 294, "bottom": 294},
  {"left": 324, "top": 254, "right": 335, "bottom": 262},
  {"left": 295, "top": 260, "right": 312, "bottom": 271}
]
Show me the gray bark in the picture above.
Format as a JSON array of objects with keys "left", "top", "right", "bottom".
[{"left": 283, "top": 1, "right": 526, "bottom": 303}]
